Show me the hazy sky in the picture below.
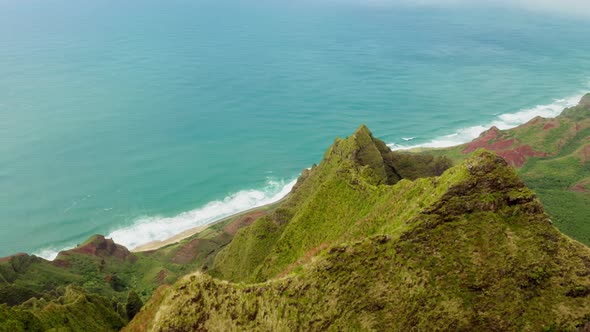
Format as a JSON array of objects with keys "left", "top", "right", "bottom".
[{"left": 359, "top": 0, "right": 590, "bottom": 17}]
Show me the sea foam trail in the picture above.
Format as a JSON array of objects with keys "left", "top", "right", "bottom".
[
  {"left": 390, "top": 93, "right": 585, "bottom": 150},
  {"left": 34, "top": 178, "right": 297, "bottom": 260}
]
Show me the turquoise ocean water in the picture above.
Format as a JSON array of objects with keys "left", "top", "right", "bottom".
[{"left": 1, "top": 0, "right": 590, "bottom": 259}]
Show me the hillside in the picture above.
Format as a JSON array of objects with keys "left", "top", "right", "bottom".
[
  {"left": 210, "top": 125, "right": 452, "bottom": 283},
  {"left": 125, "top": 127, "right": 590, "bottom": 331},
  {"left": 0, "top": 206, "right": 271, "bottom": 331},
  {"left": 425, "top": 94, "right": 590, "bottom": 245}
]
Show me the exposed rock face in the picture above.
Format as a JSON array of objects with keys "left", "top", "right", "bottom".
[
  {"left": 63, "top": 235, "right": 134, "bottom": 261},
  {"left": 326, "top": 124, "right": 453, "bottom": 185},
  {"left": 327, "top": 124, "right": 403, "bottom": 185},
  {"left": 460, "top": 94, "right": 590, "bottom": 168},
  {"left": 462, "top": 126, "right": 546, "bottom": 167}
]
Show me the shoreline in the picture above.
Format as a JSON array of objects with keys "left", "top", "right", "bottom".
[
  {"left": 131, "top": 224, "right": 211, "bottom": 252},
  {"left": 130, "top": 93, "right": 585, "bottom": 253},
  {"left": 389, "top": 93, "right": 584, "bottom": 151},
  {"left": 28, "top": 181, "right": 295, "bottom": 261},
  {"left": 131, "top": 198, "right": 286, "bottom": 253}
]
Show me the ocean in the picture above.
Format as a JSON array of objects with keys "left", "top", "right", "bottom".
[{"left": 1, "top": 0, "right": 589, "bottom": 259}]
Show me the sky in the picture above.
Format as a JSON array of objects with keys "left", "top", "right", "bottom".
[{"left": 350, "top": 0, "right": 590, "bottom": 18}]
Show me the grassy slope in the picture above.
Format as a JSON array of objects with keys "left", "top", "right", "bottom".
[
  {"left": 0, "top": 206, "right": 270, "bottom": 331},
  {"left": 128, "top": 150, "right": 590, "bottom": 332},
  {"left": 425, "top": 93, "right": 590, "bottom": 245},
  {"left": 210, "top": 125, "right": 453, "bottom": 283}
]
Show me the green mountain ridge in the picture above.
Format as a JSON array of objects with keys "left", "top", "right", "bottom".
[
  {"left": 127, "top": 143, "right": 590, "bottom": 331},
  {"left": 210, "top": 125, "right": 452, "bottom": 283},
  {"left": 2, "top": 94, "right": 590, "bottom": 331}
]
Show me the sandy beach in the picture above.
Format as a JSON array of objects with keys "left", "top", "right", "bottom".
[
  {"left": 131, "top": 198, "right": 286, "bottom": 253},
  {"left": 132, "top": 224, "right": 211, "bottom": 252}
]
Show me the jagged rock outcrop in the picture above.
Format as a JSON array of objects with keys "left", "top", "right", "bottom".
[
  {"left": 64, "top": 235, "right": 134, "bottom": 260},
  {"left": 344, "top": 124, "right": 403, "bottom": 184}
]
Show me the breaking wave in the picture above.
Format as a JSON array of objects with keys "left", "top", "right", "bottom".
[
  {"left": 389, "top": 93, "right": 585, "bottom": 150},
  {"left": 34, "top": 178, "right": 297, "bottom": 260}
]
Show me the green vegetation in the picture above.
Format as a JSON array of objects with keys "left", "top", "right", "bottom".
[
  {"left": 126, "top": 291, "right": 143, "bottom": 320},
  {"left": 211, "top": 125, "right": 453, "bottom": 283},
  {"left": 0, "top": 286, "right": 125, "bottom": 332},
  {"left": 426, "top": 94, "right": 590, "bottom": 246},
  {"left": 3, "top": 94, "right": 590, "bottom": 331},
  {"left": 0, "top": 206, "right": 268, "bottom": 330},
  {"left": 127, "top": 146, "right": 590, "bottom": 331}
]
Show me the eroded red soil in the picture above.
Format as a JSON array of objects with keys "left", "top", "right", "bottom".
[{"left": 462, "top": 127, "right": 546, "bottom": 167}]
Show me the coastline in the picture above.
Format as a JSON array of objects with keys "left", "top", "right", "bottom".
[
  {"left": 131, "top": 224, "right": 210, "bottom": 252},
  {"left": 389, "top": 94, "right": 585, "bottom": 151},
  {"left": 31, "top": 179, "right": 297, "bottom": 261},
  {"left": 131, "top": 198, "right": 286, "bottom": 253},
  {"left": 30, "top": 92, "right": 586, "bottom": 261}
]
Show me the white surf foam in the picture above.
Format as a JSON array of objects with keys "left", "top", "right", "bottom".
[
  {"left": 34, "top": 178, "right": 297, "bottom": 260},
  {"left": 108, "top": 178, "right": 297, "bottom": 250},
  {"left": 389, "top": 93, "right": 585, "bottom": 150},
  {"left": 34, "top": 248, "right": 63, "bottom": 261}
]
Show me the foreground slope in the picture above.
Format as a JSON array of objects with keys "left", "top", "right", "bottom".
[{"left": 128, "top": 133, "right": 590, "bottom": 331}]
